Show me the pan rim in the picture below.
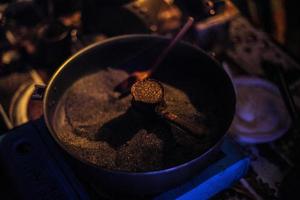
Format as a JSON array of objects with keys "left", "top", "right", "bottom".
[{"left": 43, "top": 34, "right": 235, "bottom": 175}]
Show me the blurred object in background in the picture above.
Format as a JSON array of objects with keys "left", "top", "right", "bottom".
[
  {"left": 194, "top": 0, "right": 239, "bottom": 52},
  {"left": 175, "top": 0, "right": 223, "bottom": 21},
  {"left": 81, "top": 0, "right": 183, "bottom": 36},
  {"left": 34, "top": 0, "right": 81, "bottom": 20},
  {"left": 124, "top": 0, "right": 182, "bottom": 33},
  {"left": 81, "top": 0, "right": 148, "bottom": 36},
  {"left": 2, "top": 1, "right": 43, "bottom": 48},
  {"left": 226, "top": 16, "right": 299, "bottom": 76},
  {"left": 233, "top": 0, "right": 300, "bottom": 60},
  {"left": 35, "top": 20, "right": 71, "bottom": 71},
  {"left": 285, "top": 0, "right": 300, "bottom": 60},
  {"left": 270, "top": 0, "right": 286, "bottom": 44},
  {"left": 230, "top": 77, "right": 291, "bottom": 144},
  {"left": 1, "top": 1, "right": 43, "bottom": 72},
  {"left": 232, "top": 0, "right": 286, "bottom": 43}
]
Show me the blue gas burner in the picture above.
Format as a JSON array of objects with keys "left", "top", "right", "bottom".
[{"left": 0, "top": 118, "right": 249, "bottom": 200}]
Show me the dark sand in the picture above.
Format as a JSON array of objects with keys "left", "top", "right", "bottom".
[{"left": 53, "top": 68, "right": 212, "bottom": 172}]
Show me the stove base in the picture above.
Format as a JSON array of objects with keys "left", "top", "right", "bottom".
[{"left": 0, "top": 119, "right": 249, "bottom": 199}]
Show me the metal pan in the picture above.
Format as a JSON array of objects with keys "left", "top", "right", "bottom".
[{"left": 40, "top": 34, "right": 236, "bottom": 195}]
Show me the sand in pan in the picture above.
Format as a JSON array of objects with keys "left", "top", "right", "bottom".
[{"left": 53, "top": 68, "right": 211, "bottom": 172}]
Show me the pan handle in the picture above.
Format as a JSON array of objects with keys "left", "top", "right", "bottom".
[
  {"left": 131, "top": 79, "right": 208, "bottom": 139},
  {"left": 158, "top": 110, "right": 208, "bottom": 139},
  {"left": 32, "top": 84, "right": 46, "bottom": 100}
]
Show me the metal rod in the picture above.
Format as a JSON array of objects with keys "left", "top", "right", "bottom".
[
  {"left": 114, "top": 17, "right": 194, "bottom": 95},
  {"left": 240, "top": 178, "right": 264, "bottom": 200},
  {"left": 0, "top": 103, "right": 13, "bottom": 130},
  {"left": 148, "top": 17, "right": 195, "bottom": 76},
  {"left": 262, "top": 60, "right": 300, "bottom": 125},
  {"left": 274, "top": 65, "right": 299, "bottom": 124}
]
